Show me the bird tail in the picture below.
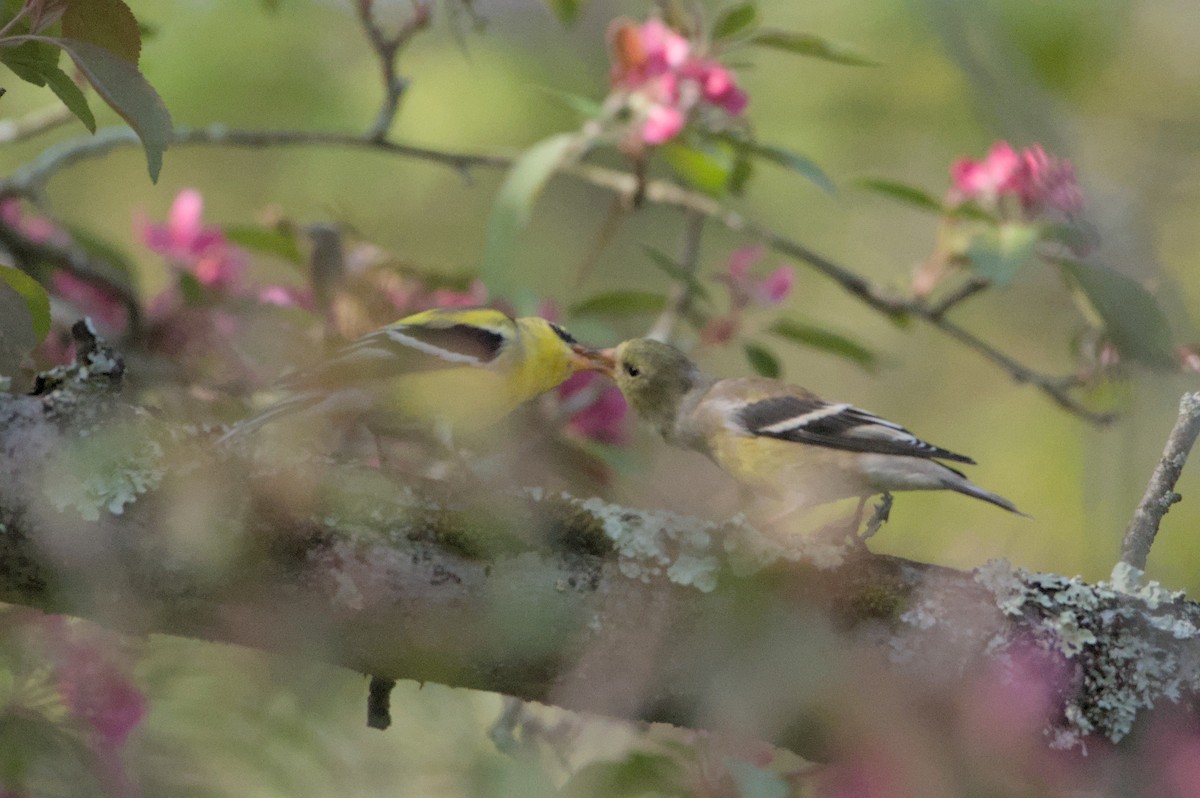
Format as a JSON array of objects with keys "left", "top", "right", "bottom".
[
  {"left": 216, "top": 391, "right": 327, "bottom": 446},
  {"left": 940, "top": 470, "right": 1029, "bottom": 517}
]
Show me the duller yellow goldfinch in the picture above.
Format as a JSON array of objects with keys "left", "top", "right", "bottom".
[
  {"left": 604, "top": 338, "right": 1024, "bottom": 518},
  {"left": 220, "top": 307, "right": 611, "bottom": 444}
]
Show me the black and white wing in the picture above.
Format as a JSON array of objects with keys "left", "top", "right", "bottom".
[
  {"left": 284, "top": 309, "right": 510, "bottom": 390},
  {"left": 735, "top": 391, "right": 975, "bottom": 464}
]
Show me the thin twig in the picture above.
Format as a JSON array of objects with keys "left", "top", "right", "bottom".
[
  {"left": 353, "top": 0, "right": 431, "bottom": 141},
  {"left": 1119, "top": 392, "right": 1200, "bottom": 571},
  {"left": 0, "top": 125, "right": 1108, "bottom": 423},
  {"left": 927, "top": 276, "right": 991, "bottom": 320},
  {"left": 0, "top": 104, "right": 74, "bottom": 145},
  {"left": 646, "top": 206, "right": 705, "bottom": 342}
]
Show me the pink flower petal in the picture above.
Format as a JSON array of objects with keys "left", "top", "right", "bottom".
[
  {"left": 727, "top": 245, "right": 764, "bottom": 282},
  {"left": 641, "top": 104, "right": 686, "bottom": 145},
  {"left": 758, "top": 266, "right": 795, "bottom": 305}
]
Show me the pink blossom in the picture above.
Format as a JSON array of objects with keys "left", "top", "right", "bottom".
[
  {"left": 758, "top": 266, "right": 795, "bottom": 305},
  {"left": 608, "top": 18, "right": 747, "bottom": 147},
  {"left": 721, "top": 246, "right": 794, "bottom": 307},
  {"left": 642, "top": 104, "right": 687, "bottom": 145},
  {"left": 258, "top": 284, "right": 315, "bottom": 310},
  {"left": 559, "top": 371, "right": 630, "bottom": 445},
  {"left": 950, "top": 141, "right": 1023, "bottom": 201},
  {"left": 700, "top": 314, "right": 739, "bottom": 345},
  {"left": 140, "top": 189, "right": 246, "bottom": 293},
  {"left": 430, "top": 279, "right": 487, "bottom": 309},
  {"left": 51, "top": 271, "right": 129, "bottom": 333},
  {"left": 1020, "top": 145, "right": 1083, "bottom": 214},
  {"left": 0, "top": 198, "right": 70, "bottom": 247},
  {"left": 949, "top": 141, "right": 1083, "bottom": 217}
]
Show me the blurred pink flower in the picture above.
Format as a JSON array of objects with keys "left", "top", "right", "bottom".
[
  {"left": 559, "top": 371, "right": 630, "bottom": 445},
  {"left": 950, "top": 141, "right": 1023, "bottom": 201},
  {"left": 1178, "top": 345, "right": 1200, "bottom": 373},
  {"left": 0, "top": 198, "right": 70, "bottom": 247},
  {"left": 950, "top": 141, "right": 1083, "bottom": 217},
  {"left": 140, "top": 189, "right": 246, "bottom": 293},
  {"left": 722, "top": 246, "right": 795, "bottom": 307},
  {"left": 608, "top": 17, "right": 748, "bottom": 147},
  {"left": 430, "top": 279, "right": 487, "bottom": 309},
  {"left": 258, "top": 284, "right": 315, "bottom": 310},
  {"left": 50, "top": 271, "right": 129, "bottom": 333}
]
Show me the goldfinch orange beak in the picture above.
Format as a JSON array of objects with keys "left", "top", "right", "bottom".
[{"left": 571, "top": 344, "right": 616, "bottom": 374}]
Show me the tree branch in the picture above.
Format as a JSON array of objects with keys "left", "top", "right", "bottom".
[
  {"left": 646, "top": 206, "right": 705, "bottom": 342},
  {"left": 1120, "top": 392, "right": 1200, "bottom": 571},
  {"left": 0, "top": 336, "right": 1196, "bottom": 759},
  {"left": 0, "top": 124, "right": 1107, "bottom": 423}
]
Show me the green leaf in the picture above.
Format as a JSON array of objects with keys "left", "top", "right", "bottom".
[
  {"left": 62, "top": 0, "right": 142, "bottom": 64},
  {"left": 532, "top": 85, "right": 603, "bottom": 118},
  {"left": 569, "top": 291, "right": 666, "bottom": 317},
  {"left": 224, "top": 224, "right": 303, "bottom": 264},
  {"left": 43, "top": 37, "right": 172, "bottom": 182},
  {"left": 768, "top": 317, "right": 876, "bottom": 371},
  {"left": 543, "top": 0, "right": 584, "bottom": 26},
  {"left": 719, "top": 135, "right": 834, "bottom": 193},
  {"left": 0, "top": 265, "right": 50, "bottom": 341},
  {"left": 481, "top": 133, "right": 577, "bottom": 297},
  {"left": 744, "top": 341, "right": 781, "bottom": 377},
  {"left": 712, "top": 2, "right": 758, "bottom": 41},
  {"left": 963, "top": 224, "right": 1039, "bottom": 285},
  {"left": 748, "top": 29, "right": 879, "bottom": 66},
  {"left": 0, "top": 39, "right": 61, "bottom": 85},
  {"left": 856, "top": 178, "right": 944, "bottom": 212},
  {"left": 0, "top": 270, "right": 42, "bottom": 376},
  {"left": 0, "top": 40, "right": 96, "bottom": 132},
  {"left": 40, "top": 61, "right": 96, "bottom": 132},
  {"left": 662, "top": 138, "right": 736, "bottom": 197},
  {"left": 639, "top": 244, "right": 711, "bottom": 304},
  {"left": 1056, "top": 258, "right": 1176, "bottom": 369}
]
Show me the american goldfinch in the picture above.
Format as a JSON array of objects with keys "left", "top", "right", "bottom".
[
  {"left": 221, "top": 307, "right": 610, "bottom": 443},
  {"left": 605, "top": 338, "right": 1023, "bottom": 517}
]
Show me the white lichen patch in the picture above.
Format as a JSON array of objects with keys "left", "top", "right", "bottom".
[
  {"left": 576, "top": 496, "right": 727, "bottom": 592},
  {"left": 44, "top": 426, "right": 165, "bottom": 522},
  {"left": 973, "top": 558, "right": 1200, "bottom": 747}
]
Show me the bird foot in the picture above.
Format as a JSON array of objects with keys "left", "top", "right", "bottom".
[{"left": 858, "top": 492, "right": 893, "bottom": 541}]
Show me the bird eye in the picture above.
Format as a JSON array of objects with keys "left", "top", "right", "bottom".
[{"left": 624, "top": 363, "right": 641, "bottom": 378}]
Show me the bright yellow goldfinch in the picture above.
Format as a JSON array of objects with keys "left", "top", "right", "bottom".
[
  {"left": 605, "top": 338, "right": 1024, "bottom": 517},
  {"left": 221, "top": 307, "right": 610, "bottom": 443}
]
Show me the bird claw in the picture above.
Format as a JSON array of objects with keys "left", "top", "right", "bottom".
[{"left": 859, "top": 492, "right": 893, "bottom": 541}]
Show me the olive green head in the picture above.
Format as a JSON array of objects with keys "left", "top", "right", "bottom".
[{"left": 610, "top": 338, "right": 703, "bottom": 436}]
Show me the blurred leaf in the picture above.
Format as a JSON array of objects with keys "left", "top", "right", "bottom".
[
  {"left": 0, "top": 274, "right": 40, "bottom": 376},
  {"left": 1040, "top": 219, "right": 1099, "bottom": 254},
  {"left": 561, "top": 752, "right": 687, "bottom": 798},
  {"left": 481, "top": 133, "right": 577, "bottom": 297},
  {"left": 569, "top": 291, "right": 666, "bottom": 317},
  {"left": 712, "top": 2, "right": 758, "bottom": 40},
  {"left": 768, "top": 317, "right": 876, "bottom": 371},
  {"left": 62, "top": 0, "right": 141, "bottom": 64},
  {"left": 225, "top": 224, "right": 303, "bottom": 264},
  {"left": 728, "top": 760, "right": 789, "bottom": 798},
  {"left": 640, "top": 244, "right": 711, "bottom": 304},
  {"left": 533, "top": 85, "right": 603, "bottom": 118},
  {"left": 543, "top": 0, "right": 584, "bottom": 26},
  {"left": 662, "top": 138, "right": 736, "bottom": 197},
  {"left": 0, "top": 42, "right": 96, "bottom": 131},
  {"left": 748, "top": 29, "right": 879, "bottom": 66},
  {"left": 744, "top": 341, "right": 781, "bottom": 377},
  {"left": 0, "top": 265, "right": 50, "bottom": 341},
  {"left": 857, "top": 178, "right": 944, "bottom": 212},
  {"left": 63, "top": 225, "right": 140, "bottom": 293},
  {"left": 964, "top": 224, "right": 1039, "bottom": 285},
  {"left": 44, "top": 37, "right": 172, "bottom": 182},
  {"left": 1056, "top": 258, "right": 1176, "bottom": 369},
  {"left": 719, "top": 135, "right": 834, "bottom": 193}
]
